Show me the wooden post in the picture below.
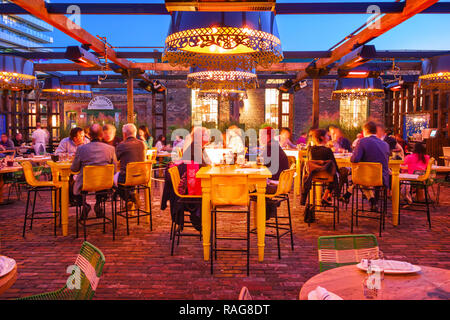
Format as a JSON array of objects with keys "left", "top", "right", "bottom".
[
  {"left": 312, "top": 79, "right": 320, "bottom": 129},
  {"left": 127, "top": 74, "right": 134, "bottom": 123}
]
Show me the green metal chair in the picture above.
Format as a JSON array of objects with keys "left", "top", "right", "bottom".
[
  {"left": 318, "top": 234, "right": 379, "bottom": 273},
  {"left": 17, "top": 241, "right": 105, "bottom": 300}
]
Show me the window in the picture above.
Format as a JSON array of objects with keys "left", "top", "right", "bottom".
[
  {"left": 265, "top": 88, "right": 279, "bottom": 127},
  {"left": 191, "top": 90, "right": 219, "bottom": 127},
  {"left": 339, "top": 98, "right": 368, "bottom": 129}
]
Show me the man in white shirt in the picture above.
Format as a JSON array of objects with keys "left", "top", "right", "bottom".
[{"left": 32, "top": 122, "right": 49, "bottom": 155}]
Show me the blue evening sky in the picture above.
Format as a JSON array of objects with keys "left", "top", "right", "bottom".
[{"left": 48, "top": 0, "right": 450, "bottom": 55}]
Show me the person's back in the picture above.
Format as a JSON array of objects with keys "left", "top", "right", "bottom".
[
  {"left": 263, "top": 139, "right": 289, "bottom": 181},
  {"left": 116, "top": 136, "right": 145, "bottom": 180},
  {"left": 351, "top": 135, "right": 390, "bottom": 186}
]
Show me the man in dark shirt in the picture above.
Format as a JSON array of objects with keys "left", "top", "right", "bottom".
[
  {"left": 115, "top": 123, "right": 146, "bottom": 207},
  {"left": 103, "top": 124, "right": 122, "bottom": 148},
  {"left": 0, "top": 133, "right": 15, "bottom": 156},
  {"left": 260, "top": 127, "right": 290, "bottom": 184}
]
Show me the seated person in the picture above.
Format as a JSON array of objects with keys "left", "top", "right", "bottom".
[
  {"left": 0, "top": 133, "right": 15, "bottom": 156},
  {"left": 102, "top": 124, "right": 121, "bottom": 148},
  {"left": 114, "top": 124, "right": 146, "bottom": 207},
  {"left": 138, "top": 125, "right": 153, "bottom": 149},
  {"left": 296, "top": 132, "right": 308, "bottom": 145},
  {"left": 329, "top": 125, "right": 352, "bottom": 152},
  {"left": 277, "top": 127, "right": 297, "bottom": 149},
  {"left": 401, "top": 143, "right": 430, "bottom": 204},
  {"left": 307, "top": 129, "right": 339, "bottom": 206},
  {"left": 376, "top": 124, "right": 404, "bottom": 159},
  {"left": 226, "top": 125, "right": 245, "bottom": 155},
  {"left": 155, "top": 135, "right": 172, "bottom": 153},
  {"left": 173, "top": 135, "right": 185, "bottom": 150},
  {"left": 342, "top": 121, "right": 390, "bottom": 211},
  {"left": 13, "top": 132, "right": 25, "bottom": 147},
  {"left": 55, "top": 127, "right": 86, "bottom": 156},
  {"left": 181, "top": 126, "right": 211, "bottom": 166},
  {"left": 71, "top": 124, "right": 117, "bottom": 219}
]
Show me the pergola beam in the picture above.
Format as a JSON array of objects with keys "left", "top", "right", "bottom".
[
  {"left": 1, "top": 2, "right": 449, "bottom": 14},
  {"left": 295, "top": 0, "right": 440, "bottom": 81}
]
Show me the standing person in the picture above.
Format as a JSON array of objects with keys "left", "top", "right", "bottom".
[
  {"left": 277, "top": 127, "right": 297, "bottom": 149},
  {"left": 102, "top": 124, "right": 121, "bottom": 148},
  {"left": 71, "top": 124, "right": 117, "bottom": 219},
  {"left": 345, "top": 121, "right": 390, "bottom": 211},
  {"left": 329, "top": 125, "right": 352, "bottom": 152},
  {"left": 138, "top": 125, "right": 153, "bottom": 149},
  {"left": 115, "top": 124, "right": 146, "bottom": 208},
  {"left": 31, "top": 122, "right": 48, "bottom": 155},
  {"left": 0, "top": 133, "right": 15, "bottom": 156},
  {"left": 55, "top": 127, "right": 87, "bottom": 155}
]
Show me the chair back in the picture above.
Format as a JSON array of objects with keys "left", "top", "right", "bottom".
[
  {"left": 351, "top": 162, "right": 383, "bottom": 187},
  {"left": 273, "top": 168, "right": 295, "bottom": 196},
  {"left": 318, "top": 234, "right": 379, "bottom": 272},
  {"left": 82, "top": 164, "right": 114, "bottom": 192},
  {"left": 122, "top": 162, "right": 152, "bottom": 186},
  {"left": 417, "top": 157, "right": 435, "bottom": 182},
  {"left": 211, "top": 175, "right": 249, "bottom": 207},
  {"left": 46, "top": 160, "right": 61, "bottom": 185},
  {"left": 71, "top": 241, "right": 106, "bottom": 300},
  {"left": 20, "top": 161, "right": 40, "bottom": 187},
  {"left": 287, "top": 156, "right": 296, "bottom": 169},
  {"left": 238, "top": 286, "right": 253, "bottom": 300},
  {"left": 168, "top": 166, "right": 183, "bottom": 198},
  {"left": 443, "top": 147, "right": 450, "bottom": 167}
]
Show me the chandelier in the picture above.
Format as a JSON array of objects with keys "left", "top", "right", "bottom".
[
  {"left": 162, "top": 11, "right": 283, "bottom": 70},
  {"left": 419, "top": 54, "right": 450, "bottom": 89},
  {"left": 197, "top": 89, "right": 248, "bottom": 101},
  {"left": 332, "top": 78, "right": 385, "bottom": 100},
  {"left": 41, "top": 78, "right": 92, "bottom": 100},
  {"left": 0, "top": 55, "right": 37, "bottom": 91}
]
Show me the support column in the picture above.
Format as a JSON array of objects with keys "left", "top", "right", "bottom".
[
  {"left": 127, "top": 74, "right": 134, "bottom": 123},
  {"left": 312, "top": 79, "right": 320, "bottom": 129}
]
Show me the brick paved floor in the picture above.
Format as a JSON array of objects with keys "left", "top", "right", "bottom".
[{"left": 0, "top": 183, "right": 449, "bottom": 300}]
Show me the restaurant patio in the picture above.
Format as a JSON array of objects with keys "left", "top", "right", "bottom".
[{"left": 0, "top": 0, "right": 449, "bottom": 304}]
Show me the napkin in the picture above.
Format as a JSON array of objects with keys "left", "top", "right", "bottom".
[
  {"left": 309, "top": 286, "right": 342, "bottom": 300},
  {"left": 361, "top": 259, "right": 414, "bottom": 271},
  {"left": 0, "top": 256, "right": 16, "bottom": 276}
]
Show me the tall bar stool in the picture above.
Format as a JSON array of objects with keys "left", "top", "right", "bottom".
[
  {"left": 250, "top": 168, "right": 295, "bottom": 259},
  {"left": 210, "top": 175, "right": 251, "bottom": 276},
  {"left": 399, "top": 157, "right": 435, "bottom": 228},
  {"left": 350, "top": 162, "right": 387, "bottom": 237},
  {"left": 75, "top": 164, "right": 115, "bottom": 241},
  {"left": 114, "top": 161, "right": 153, "bottom": 235},
  {"left": 21, "top": 161, "right": 61, "bottom": 237},
  {"left": 168, "top": 166, "right": 202, "bottom": 255},
  {"left": 304, "top": 164, "right": 339, "bottom": 230}
]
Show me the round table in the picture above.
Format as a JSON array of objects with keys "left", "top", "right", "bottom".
[
  {"left": 299, "top": 265, "right": 450, "bottom": 300},
  {"left": 0, "top": 257, "right": 18, "bottom": 296}
]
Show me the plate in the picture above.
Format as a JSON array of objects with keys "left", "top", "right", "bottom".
[
  {"left": 308, "top": 290, "right": 343, "bottom": 300},
  {"left": 0, "top": 256, "right": 16, "bottom": 277},
  {"left": 356, "top": 262, "right": 421, "bottom": 274}
]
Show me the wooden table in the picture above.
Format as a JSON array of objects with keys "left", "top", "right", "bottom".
[
  {"left": 0, "top": 257, "right": 17, "bottom": 296},
  {"left": 197, "top": 164, "right": 272, "bottom": 262},
  {"left": 299, "top": 265, "right": 450, "bottom": 300},
  {"left": 0, "top": 165, "right": 23, "bottom": 204},
  {"left": 433, "top": 165, "right": 450, "bottom": 173}
]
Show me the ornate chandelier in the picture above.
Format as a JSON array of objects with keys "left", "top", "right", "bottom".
[
  {"left": 419, "top": 54, "right": 450, "bottom": 89},
  {"left": 162, "top": 11, "right": 283, "bottom": 70},
  {"left": 0, "top": 55, "right": 36, "bottom": 91},
  {"left": 332, "top": 78, "right": 385, "bottom": 100}
]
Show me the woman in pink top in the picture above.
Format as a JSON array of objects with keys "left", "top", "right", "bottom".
[
  {"left": 404, "top": 143, "right": 429, "bottom": 174},
  {"left": 402, "top": 143, "right": 429, "bottom": 204}
]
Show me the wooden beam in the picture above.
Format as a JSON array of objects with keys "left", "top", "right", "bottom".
[
  {"left": 295, "top": 0, "right": 440, "bottom": 81},
  {"left": 127, "top": 75, "right": 134, "bottom": 123},
  {"left": 312, "top": 79, "right": 320, "bottom": 129}
]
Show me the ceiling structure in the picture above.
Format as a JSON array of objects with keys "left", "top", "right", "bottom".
[{"left": 2, "top": 1, "right": 448, "bottom": 87}]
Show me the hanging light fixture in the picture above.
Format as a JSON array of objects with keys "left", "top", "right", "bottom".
[
  {"left": 419, "top": 54, "right": 450, "bottom": 89},
  {"left": 162, "top": 11, "right": 283, "bottom": 70},
  {"left": 187, "top": 65, "right": 257, "bottom": 92},
  {"left": 332, "top": 78, "right": 385, "bottom": 100},
  {"left": 0, "top": 55, "right": 37, "bottom": 91},
  {"left": 41, "top": 78, "right": 92, "bottom": 100},
  {"left": 197, "top": 89, "right": 248, "bottom": 101}
]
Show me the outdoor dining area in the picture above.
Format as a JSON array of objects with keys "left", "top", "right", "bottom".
[{"left": 0, "top": 0, "right": 449, "bottom": 303}]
